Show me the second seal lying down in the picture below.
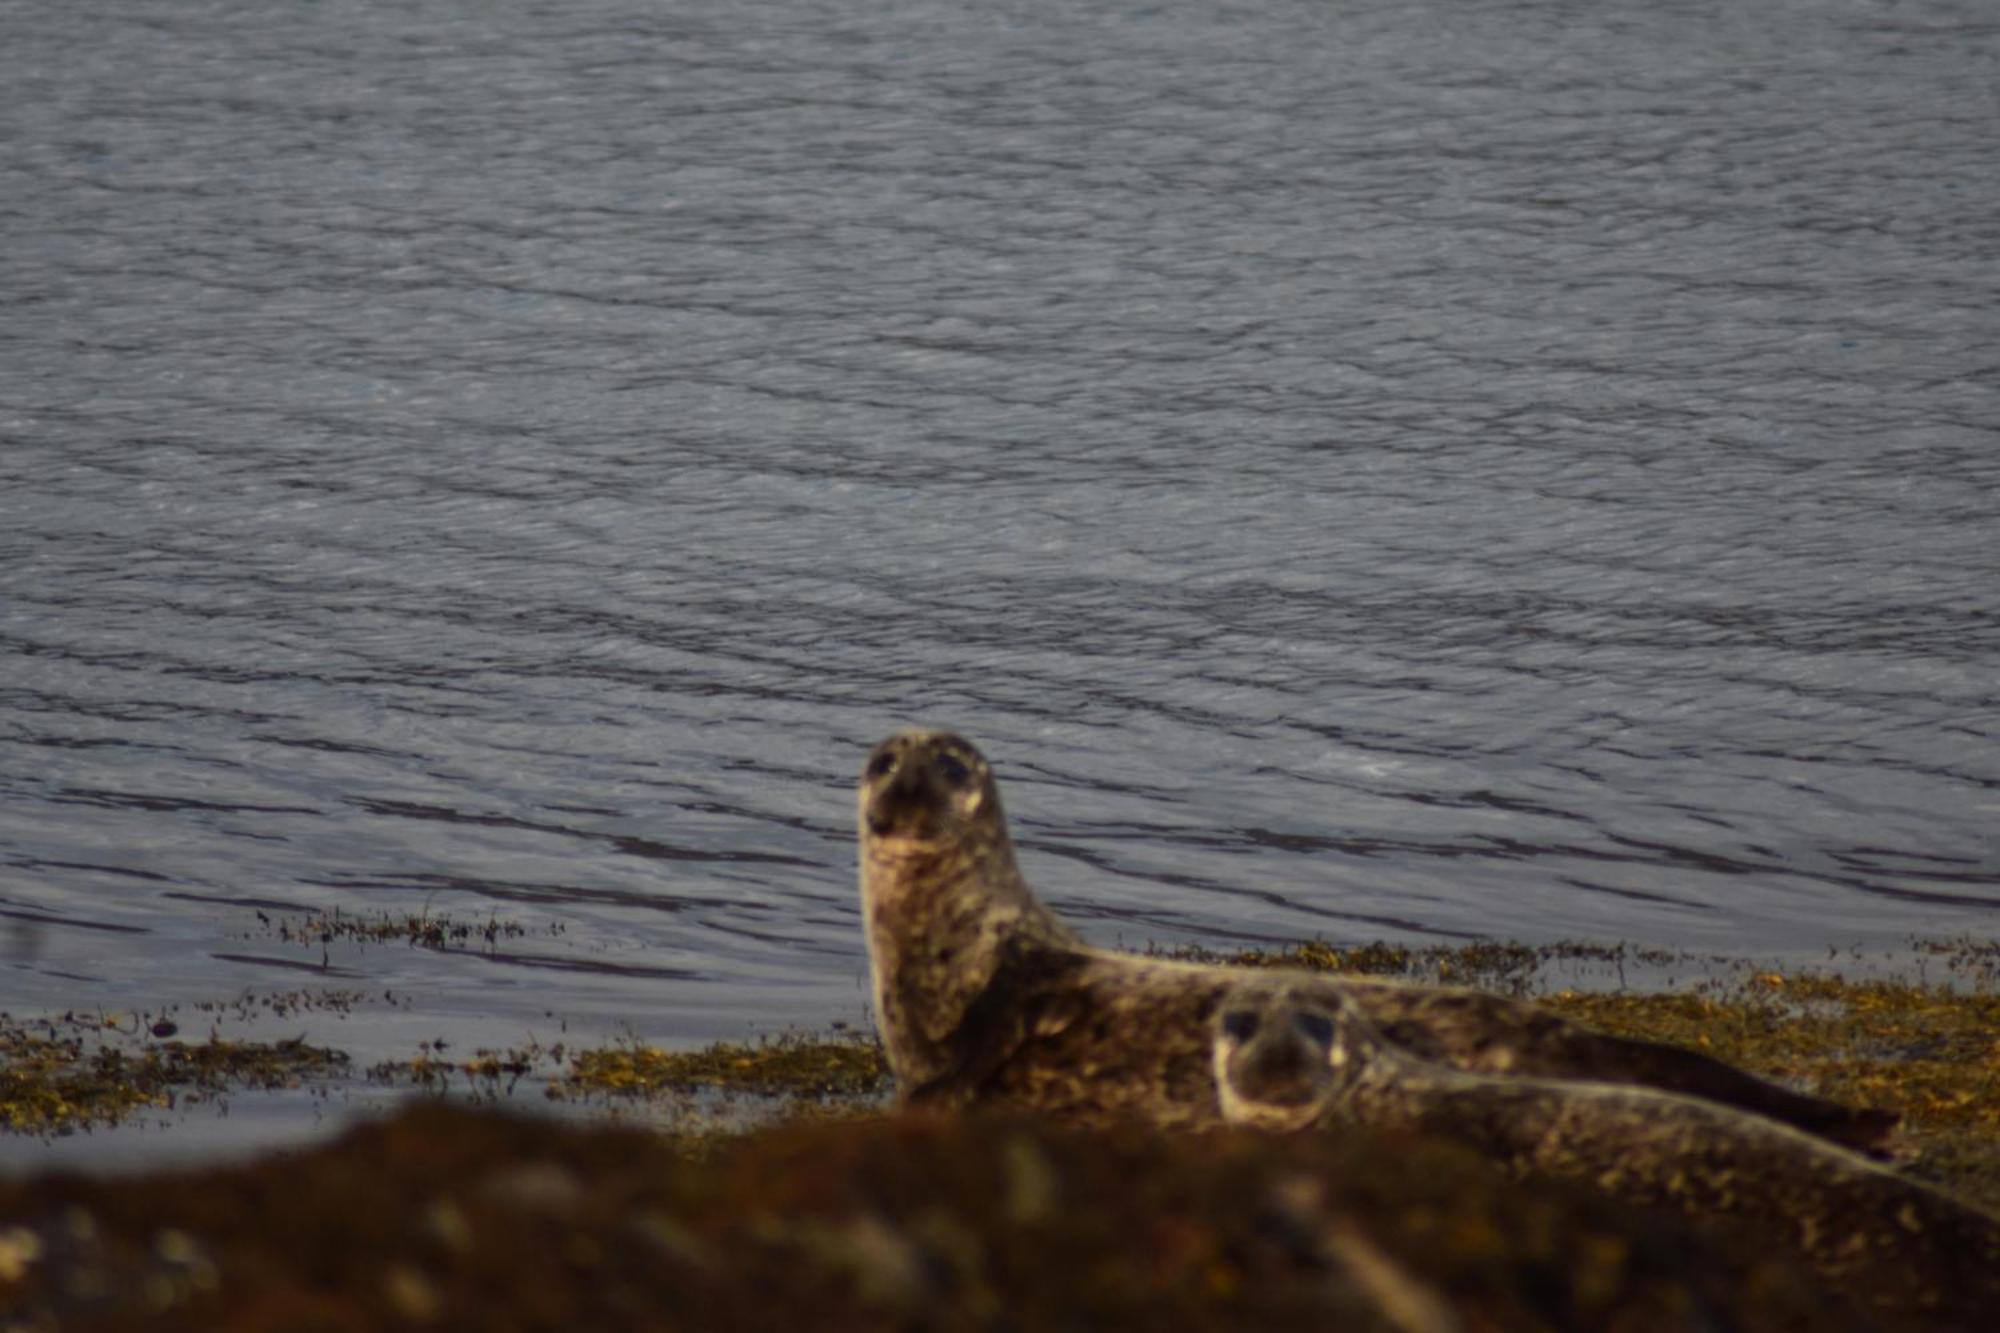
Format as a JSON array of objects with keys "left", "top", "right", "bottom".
[
  {"left": 1211, "top": 983, "right": 2000, "bottom": 1327},
  {"left": 857, "top": 729, "right": 1894, "bottom": 1150}
]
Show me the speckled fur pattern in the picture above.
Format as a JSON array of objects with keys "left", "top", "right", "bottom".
[
  {"left": 858, "top": 730, "right": 1895, "bottom": 1150},
  {"left": 1212, "top": 984, "right": 2000, "bottom": 1327}
]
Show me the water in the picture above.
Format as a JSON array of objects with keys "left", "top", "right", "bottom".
[{"left": 3, "top": 0, "right": 1997, "bottom": 1155}]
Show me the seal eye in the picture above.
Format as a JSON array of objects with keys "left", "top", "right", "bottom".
[
  {"left": 1220, "top": 1010, "right": 1260, "bottom": 1043},
  {"left": 933, "top": 753, "right": 972, "bottom": 788},
  {"left": 865, "top": 750, "right": 897, "bottom": 782},
  {"left": 1293, "top": 1010, "right": 1335, "bottom": 1048}
]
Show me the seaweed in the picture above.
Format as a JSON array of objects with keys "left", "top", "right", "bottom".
[
  {"left": 0, "top": 1016, "right": 347, "bottom": 1135},
  {"left": 559, "top": 1032, "right": 891, "bottom": 1102},
  {"left": 7, "top": 938, "right": 1998, "bottom": 1217}
]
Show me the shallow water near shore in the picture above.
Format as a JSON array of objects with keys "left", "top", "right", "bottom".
[
  {"left": 3, "top": 0, "right": 1997, "bottom": 1166},
  {"left": 8, "top": 936, "right": 1999, "bottom": 1184}
]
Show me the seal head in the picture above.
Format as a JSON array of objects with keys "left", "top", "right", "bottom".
[
  {"left": 1213, "top": 986, "right": 1370, "bottom": 1131},
  {"left": 861, "top": 731, "right": 1001, "bottom": 849},
  {"left": 1208, "top": 983, "right": 2000, "bottom": 1324},
  {"left": 858, "top": 730, "right": 1079, "bottom": 1088}
]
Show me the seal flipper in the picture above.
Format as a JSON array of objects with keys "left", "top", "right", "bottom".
[
  {"left": 903, "top": 938, "right": 1092, "bottom": 1110},
  {"left": 1361, "top": 987, "right": 1898, "bottom": 1155},
  {"left": 1547, "top": 1026, "right": 1898, "bottom": 1155}
]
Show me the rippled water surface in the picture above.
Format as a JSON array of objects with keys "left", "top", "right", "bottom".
[{"left": 4, "top": 0, "right": 1998, "bottom": 1114}]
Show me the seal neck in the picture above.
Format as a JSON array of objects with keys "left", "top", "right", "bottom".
[{"left": 861, "top": 829, "right": 1078, "bottom": 1087}]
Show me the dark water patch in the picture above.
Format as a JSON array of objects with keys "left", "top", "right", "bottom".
[
  {"left": 1553, "top": 877, "right": 1717, "bottom": 912},
  {"left": 161, "top": 891, "right": 318, "bottom": 912},
  {"left": 1816, "top": 880, "right": 2000, "bottom": 912},
  {"left": 13, "top": 860, "right": 177, "bottom": 885},
  {"left": 346, "top": 796, "right": 600, "bottom": 836},
  {"left": 298, "top": 873, "right": 747, "bottom": 914},
  {"left": 48, "top": 788, "right": 323, "bottom": 817},
  {"left": 606, "top": 834, "right": 824, "bottom": 868},
  {"left": 206, "top": 953, "right": 368, "bottom": 979},
  {"left": 463, "top": 950, "right": 705, "bottom": 981},
  {"left": 0, "top": 908, "right": 152, "bottom": 937}
]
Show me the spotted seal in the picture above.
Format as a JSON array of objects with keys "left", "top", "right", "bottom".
[
  {"left": 858, "top": 729, "right": 1894, "bottom": 1150},
  {"left": 1211, "top": 982, "right": 1999, "bottom": 1326}
]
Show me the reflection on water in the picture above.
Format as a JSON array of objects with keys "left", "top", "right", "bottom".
[{"left": 3, "top": 0, "right": 1996, "bottom": 1111}]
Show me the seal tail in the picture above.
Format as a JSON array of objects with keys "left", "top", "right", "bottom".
[
  {"left": 1365, "top": 987, "right": 1900, "bottom": 1155},
  {"left": 1595, "top": 1032, "right": 1899, "bottom": 1155}
]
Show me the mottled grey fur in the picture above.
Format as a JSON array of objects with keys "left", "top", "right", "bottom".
[
  {"left": 1213, "top": 983, "right": 2000, "bottom": 1328},
  {"left": 858, "top": 730, "right": 1894, "bottom": 1150}
]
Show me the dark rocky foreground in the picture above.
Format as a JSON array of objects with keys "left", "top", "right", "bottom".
[
  {"left": 0, "top": 1100, "right": 1924, "bottom": 1333},
  {"left": 7, "top": 938, "right": 1999, "bottom": 1331}
]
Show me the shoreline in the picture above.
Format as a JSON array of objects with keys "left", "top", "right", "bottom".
[
  {"left": 6, "top": 929, "right": 1997, "bottom": 1208},
  {"left": 4, "top": 932, "right": 1995, "bottom": 1330}
]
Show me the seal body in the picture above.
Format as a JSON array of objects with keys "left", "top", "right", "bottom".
[
  {"left": 1211, "top": 983, "right": 2000, "bottom": 1329},
  {"left": 857, "top": 729, "right": 1082, "bottom": 1090},
  {"left": 857, "top": 730, "right": 1895, "bottom": 1149}
]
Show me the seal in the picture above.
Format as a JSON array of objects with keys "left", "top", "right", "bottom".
[
  {"left": 1211, "top": 983, "right": 2000, "bottom": 1326},
  {"left": 858, "top": 729, "right": 1895, "bottom": 1150}
]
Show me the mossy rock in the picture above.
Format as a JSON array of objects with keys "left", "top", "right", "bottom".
[{"left": 0, "top": 1102, "right": 1886, "bottom": 1332}]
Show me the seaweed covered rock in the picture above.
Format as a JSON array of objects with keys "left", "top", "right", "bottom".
[{"left": 0, "top": 1102, "right": 1896, "bottom": 1332}]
